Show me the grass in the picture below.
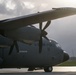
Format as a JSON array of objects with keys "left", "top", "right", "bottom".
[{"left": 58, "top": 60, "right": 76, "bottom": 66}]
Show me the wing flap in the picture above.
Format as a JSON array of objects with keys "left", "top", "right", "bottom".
[{"left": 0, "top": 7, "right": 76, "bottom": 30}]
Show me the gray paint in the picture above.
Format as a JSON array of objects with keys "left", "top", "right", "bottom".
[
  {"left": 5, "top": 26, "right": 40, "bottom": 42},
  {"left": 0, "top": 38, "right": 66, "bottom": 68}
]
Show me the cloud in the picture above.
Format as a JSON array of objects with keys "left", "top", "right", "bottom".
[
  {"left": 0, "top": 0, "right": 76, "bottom": 16},
  {"left": 0, "top": 0, "right": 52, "bottom": 19}
]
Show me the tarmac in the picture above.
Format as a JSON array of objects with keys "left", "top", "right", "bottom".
[{"left": 0, "top": 66, "right": 76, "bottom": 75}]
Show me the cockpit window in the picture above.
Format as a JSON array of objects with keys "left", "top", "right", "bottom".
[
  {"left": 56, "top": 43, "right": 61, "bottom": 48},
  {"left": 50, "top": 39, "right": 61, "bottom": 48}
]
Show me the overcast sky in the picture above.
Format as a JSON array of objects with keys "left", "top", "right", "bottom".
[{"left": 0, "top": 0, "right": 76, "bottom": 57}]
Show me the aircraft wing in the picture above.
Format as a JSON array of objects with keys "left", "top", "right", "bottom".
[{"left": 0, "top": 7, "right": 76, "bottom": 30}]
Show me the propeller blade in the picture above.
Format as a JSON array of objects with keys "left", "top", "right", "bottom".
[
  {"left": 39, "top": 22, "right": 42, "bottom": 30},
  {"left": 38, "top": 21, "right": 51, "bottom": 53},
  {"left": 14, "top": 41, "right": 19, "bottom": 53},
  {"left": 44, "top": 36, "right": 49, "bottom": 41},
  {"left": 39, "top": 22, "right": 43, "bottom": 53},
  {"left": 43, "top": 21, "right": 51, "bottom": 31},
  {"left": 39, "top": 35, "right": 42, "bottom": 53},
  {"left": 9, "top": 40, "right": 19, "bottom": 55},
  {"left": 9, "top": 41, "right": 15, "bottom": 55}
]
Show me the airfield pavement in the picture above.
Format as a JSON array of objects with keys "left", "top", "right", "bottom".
[{"left": 0, "top": 66, "right": 76, "bottom": 75}]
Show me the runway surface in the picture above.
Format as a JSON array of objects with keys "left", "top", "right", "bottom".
[{"left": 0, "top": 66, "right": 76, "bottom": 75}]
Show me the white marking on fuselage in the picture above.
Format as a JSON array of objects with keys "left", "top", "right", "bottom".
[{"left": 19, "top": 51, "right": 28, "bottom": 53}]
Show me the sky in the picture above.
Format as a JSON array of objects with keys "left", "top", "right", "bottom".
[{"left": 0, "top": 0, "right": 76, "bottom": 57}]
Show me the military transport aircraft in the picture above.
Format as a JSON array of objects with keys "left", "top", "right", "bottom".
[
  {"left": 0, "top": 7, "right": 76, "bottom": 72},
  {"left": 1, "top": 7, "right": 76, "bottom": 54},
  {"left": 0, "top": 37, "right": 69, "bottom": 72}
]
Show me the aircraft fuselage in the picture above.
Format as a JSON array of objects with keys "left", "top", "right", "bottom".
[{"left": 0, "top": 39, "right": 69, "bottom": 69}]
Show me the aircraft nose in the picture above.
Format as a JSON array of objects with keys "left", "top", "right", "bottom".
[{"left": 63, "top": 51, "right": 69, "bottom": 62}]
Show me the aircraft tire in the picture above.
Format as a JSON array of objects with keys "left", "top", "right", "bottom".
[
  {"left": 44, "top": 67, "right": 53, "bottom": 72},
  {"left": 28, "top": 68, "right": 35, "bottom": 71}
]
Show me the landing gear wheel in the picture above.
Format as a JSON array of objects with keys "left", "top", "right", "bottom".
[
  {"left": 44, "top": 67, "right": 53, "bottom": 72},
  {"left": 28, "top": 68, "right": 35, "bottom": 71}
]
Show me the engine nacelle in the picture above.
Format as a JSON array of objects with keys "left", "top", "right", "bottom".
[{"left": 5, "top": 26, "right": 41, "bottom": 43}]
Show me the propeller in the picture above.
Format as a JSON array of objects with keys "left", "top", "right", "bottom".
[
  {"left": 9, "top": 40, "right": 19, "bottom": 55},
  {"left": 0, "top": 31, "right": 19, "bottom": 55},
  {"left": 9, "top": 21, "right": 51, "bottom": 54},
  {"left": 39, "top": 21, "right": 51, "bottom": 53}
]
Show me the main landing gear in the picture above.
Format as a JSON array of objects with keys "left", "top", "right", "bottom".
[
  {"left": 44, "top": 67, "right": 53, "bottom": 72},
  {"left": 28, "top": 66, "right": 53, "bottom": 72}
]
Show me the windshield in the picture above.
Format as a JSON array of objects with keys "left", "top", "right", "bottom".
[
  {"left": 50, "top": 39, "right": 61, "bottom": 48},
  {"left": 56, "top": 43, "right": 61, "bottom": 49}
]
